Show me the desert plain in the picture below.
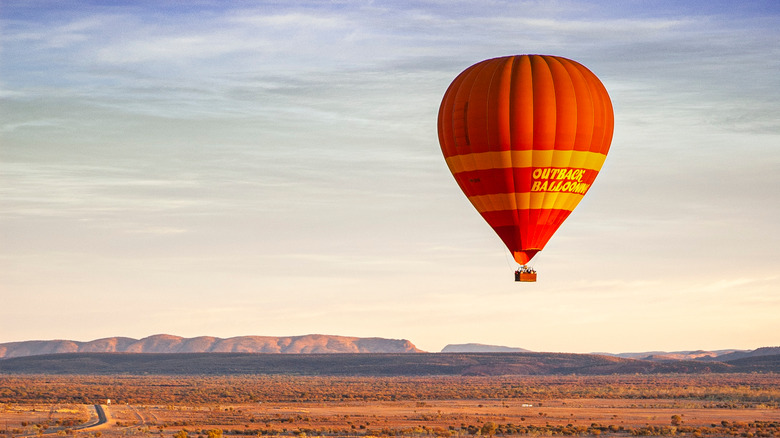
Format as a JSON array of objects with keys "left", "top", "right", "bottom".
[{"left": 1, "top": 373, "right": 778, "bottom": 437}]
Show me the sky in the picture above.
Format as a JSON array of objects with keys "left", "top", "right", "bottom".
[{"left": 1, "top": 0, "right": 778, "bottom": 354}]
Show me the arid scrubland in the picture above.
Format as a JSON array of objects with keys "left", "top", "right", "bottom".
[{"left": 1, "top": 374, "right": 778, "bottom": 437}]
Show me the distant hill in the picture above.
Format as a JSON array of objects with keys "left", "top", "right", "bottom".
[
  {"left": 1, "top": 352, "right": 778, "bottom": 375},
  {"left": 0, "top": 334, "right": 423, "bottom": 358},
  {"left": 442, "top": 343, "right": 532, "bottom": 353},
  {"left": 599, "top": 347, "right": 780, "bottom": 362},
  {"left": 438, "top": 344, "right": 779, "bottom": 362},
  {"left": 600, "top": 349, "right": 742, "bottom": 361},
  {"left": 705, "top": 346, "right": 780, "bottom": 362}
]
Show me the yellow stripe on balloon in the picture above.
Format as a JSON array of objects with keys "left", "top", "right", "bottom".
[
  {"left": 445, "top": 150, "right": 607, "bottom": 174},
  {"left": 468, "top": 192, "right": 586, "bottom": 213}
]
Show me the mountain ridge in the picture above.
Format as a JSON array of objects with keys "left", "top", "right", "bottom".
[
  {"left": 598, "top": 346, "right": 780, "bottom": 362},
  {"left": 0, "top": 334, "right": 423, "bottom": 358},
  {"left": 444, "top": 344, "right": 779, "bottom": 362},
  {"left": 1, "top": 336, "right": 776, "bottom": 363}
]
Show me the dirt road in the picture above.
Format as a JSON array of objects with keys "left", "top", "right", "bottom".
[{"left": 75, "top": 404, "right": 109, "bottom": 431}]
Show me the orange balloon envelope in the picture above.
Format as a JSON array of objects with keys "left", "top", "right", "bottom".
[{"left": 437, "top": 55, "right": 614, "bottom": 265}]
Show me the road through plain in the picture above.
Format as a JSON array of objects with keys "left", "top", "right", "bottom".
[{"left": 75, "top": 404, "right": 109, "bottom": 431}]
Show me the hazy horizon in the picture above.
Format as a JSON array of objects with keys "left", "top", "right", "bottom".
[{"left": 1, "top": 332, "right": 775, "bottom": 356}]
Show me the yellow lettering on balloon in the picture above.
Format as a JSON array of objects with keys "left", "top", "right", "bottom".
[
  {"left": 529, "top": 168, "right": 593, "bottom": 194},
  {"left": 572, "top": 182, "right": 590, "bottom": 193}
]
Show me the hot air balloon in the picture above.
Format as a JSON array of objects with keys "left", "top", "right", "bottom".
[{"left": 437, "top": 55, "right": 614, "bottom": 281}]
